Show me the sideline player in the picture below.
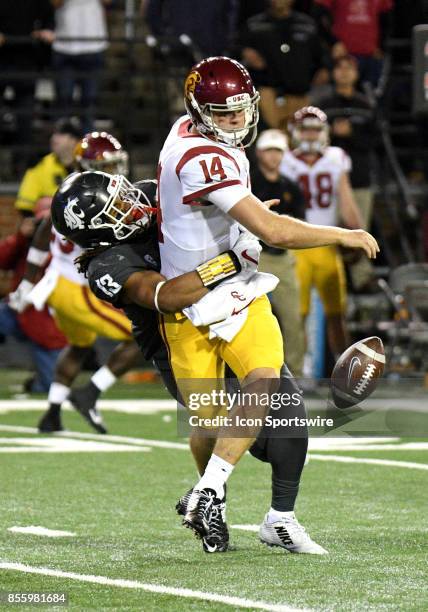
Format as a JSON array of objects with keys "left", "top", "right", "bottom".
[
  {"left": 10, "top": 133, "right": 139, "bottom": 434},
  {"left": 50, "top": 170, "right": 324, "bottom": 556},
  {"left": 157, "top": 57, "right": 378, "bottom": 543},
  {"left": 281, "top": 106, "right": 363, "bottom": 358}
]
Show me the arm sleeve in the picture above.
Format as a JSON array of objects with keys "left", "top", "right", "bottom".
[{"left": 178, "top": 150, "right": 250, "bottom": 213}]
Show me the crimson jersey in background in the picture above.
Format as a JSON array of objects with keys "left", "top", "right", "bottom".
[
  {"left": 314, "top": 0, "right": 393, "bottom": 55},
  {"left": 0, "top": 232, "right": 67, "bottom": 350}
]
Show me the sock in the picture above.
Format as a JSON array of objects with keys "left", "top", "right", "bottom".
[
  {"left": 195, "top": 454, "right": 234, "bottom": 499},
  {"left": 48, "top": 382, "right": 70, "bottom": 413},
  {"left": 91, "top": 366, "right": 117, "bottom": 392},
  {"left": 267, "top": 507, "right": 295, "bottom": 524},
  {"left": 271, "top": 475, "right": 300, "bottom": 513}
]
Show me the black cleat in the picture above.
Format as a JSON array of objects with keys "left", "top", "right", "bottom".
[
  {"left": 38, "top": 410, "right": 63, "bottom": 433},
  {"left": 181, "top": 487, "right": 230, "bottom": 553},
  {"left": 183, "top": 488, "right": 215, "bottom": 539},
  {"left": 202, "top": 499, "right": 229, "bottom": 553},
  {"left": 69, "top": 387, "right": 107, "bottom": 434},
  {"left": 176, "top": 488, "right": 193, "bottom": 516}
]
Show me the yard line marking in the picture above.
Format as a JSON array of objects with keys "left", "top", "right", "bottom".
[
  {"left": 0, "top": 563, "right": 308, "bottom": 612},
  {"left": 309, "top": 454, "right": 428, "bottom": 470},
  {"left": 0, "top": 425, "right": 188, "bottom": 450},
  {"left": 0, "top": 397, "right": 426, "bottom": 414},
  {"left": 0, "top": 399, "right": 175, "bottom": 415},
  {"left": 0, "top": 425, "right": 427, "bottom": 469},
  {"left": 0, "top": 436, "right": 150, "bottom": 453},
  {"left": 8, "top": 526, "right": 75, "bottom": 537},
  {"left": 231, "top": 524, "right": 259, "bottom": 532}
]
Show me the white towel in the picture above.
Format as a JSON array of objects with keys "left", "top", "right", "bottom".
[
  {"left": 183, "top": 271, "right": 279, "bottom": 341},
  {"left": 26, "top": 268, "right": 59, "bottom": 311}
]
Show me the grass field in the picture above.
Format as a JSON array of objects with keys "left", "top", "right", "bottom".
[{"left": 0, "top": 370, "right": 427, "bottom": 611}]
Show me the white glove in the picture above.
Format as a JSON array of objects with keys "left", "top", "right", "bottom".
[
  {"left": 8, "top": 279, "right": 35, "bottom": 313},
  {"left": 231, "top": 231, "right": 262, "bottom": 273}
]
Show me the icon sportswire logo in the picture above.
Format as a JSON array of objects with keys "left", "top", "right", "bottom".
[
  {"left": 347, "top": 355, "right": 361, "bottom": 386},
  {"left": 64, "top": 197, "right": 85, "bottom": 230}
]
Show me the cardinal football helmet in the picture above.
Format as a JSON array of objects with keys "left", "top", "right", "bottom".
[
  {"left": 184, "top": 56, "right": 259, "bottom": 148},
  {"left": 74, "top": 132, "right": 129, "bottom": 175},
  {"left": 290, "top": 106, "right": 329, "bottom": 154},
  {"left": 51, "top": 171, "right": 156, "bottom": 249}
]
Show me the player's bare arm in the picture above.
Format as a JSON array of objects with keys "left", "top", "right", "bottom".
[
  {"left": 228, "top": 193, "right": 379, "bottom": 259},
  {"left": 337, "top": 172, "right": 363, "bottom": 229},
  {"left": 21, "top": 217, "right": 52, "bottom": 283}
]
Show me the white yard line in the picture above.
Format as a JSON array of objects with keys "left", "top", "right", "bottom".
[
  {"left": 0, "top": 562, "right": 307, "bottom": 612},
  {"left": 8, "top": 527, "right": 75, "bottom": 537},
  {"left": 0, "top": 399, "right": 175, "bottom": 414},
  {"left": 231, "top": 524, "right": 259, "bottom": 532},
  {"left": 0, "top": 397, "right": 426, "bottom": 414},
  {"left": 309, "top": 454, "right": 428, "bottom": 470},
  {"left": 0, "top": 425, "right": 188, "bottom": 450},
  {"left": 0, "top": 425, "right": 427, "bottom": 468}
]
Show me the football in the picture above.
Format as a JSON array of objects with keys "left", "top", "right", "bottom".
[{"left": 330, "top": 336, "right": 385, "bottom": 409}]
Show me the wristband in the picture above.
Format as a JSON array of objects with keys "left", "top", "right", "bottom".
[
  {"left": 154, "top": 280, "right": 167, "bottom": 313},
  {"left": 27, "top": 247, "right": 49, "bottom": 266},
  {"left": 196, "top": 250, "right": 241, "bottom": 289}
]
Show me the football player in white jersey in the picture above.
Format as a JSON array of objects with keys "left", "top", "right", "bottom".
[
  {"left": 157, "top": 57, "right": 378, "bottom": 549},
  {"left": 10, "top": 133, "right": 140, "bottom": 434},
  {"left": 280, "top": 106, "right": 363, "bottom": 358}
]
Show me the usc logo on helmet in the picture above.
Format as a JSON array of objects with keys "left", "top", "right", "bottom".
[{"left": 184, "top": 70, "right": 201, "bottom": 98}]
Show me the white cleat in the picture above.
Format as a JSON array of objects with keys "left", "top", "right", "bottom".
[{"left": 259, "top": 513, "right": 328, "bottom": 555}]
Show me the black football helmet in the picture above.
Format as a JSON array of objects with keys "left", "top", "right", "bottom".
[{"left": 51, "top": 171, "right": 157, "bottom": 249}]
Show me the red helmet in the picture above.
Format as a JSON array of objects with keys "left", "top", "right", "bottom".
[
  {"left": 290, "top": 106, "right": 329, "bottom": 154},
  {"left": 184, "top": 56, "right": 260, "bottom": 148},
  {"left": 74, "top": 131, "right": 129, "bottom": 175}
]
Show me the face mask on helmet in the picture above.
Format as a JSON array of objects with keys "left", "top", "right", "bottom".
[
  {"left": 89, "top": 174, "right": 156, "bottom": 242},
  {"left": 186, "top": 91, "right": 259, "bottom": 148},
  {"left": 291, "top": 110, "right": 329, "bottom": 154}
]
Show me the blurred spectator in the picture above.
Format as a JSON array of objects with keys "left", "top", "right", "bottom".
[
  {"left": 144, "top": 0, "right": 238, "bottom": 66},
  {"left": 316, "top": 55, "right": 376, "bottom": 289},
  {"left": 51, "top": 0, "right": 112, "bottom": 132},
  {"left": 313, "top": 0, "right": 394, "bottom": 88},
  {"left": 0, "top": 200, "right": 67, "bottom": 392},
  {"left": 0, "top": 1, "right": 54, "bottom": 170},
  {"left": 15, "top": 118, "right": 82, "bottom": 216},
  {"left": 240, "top": 0, "right": 330, "bottom": 130},
  {"left": 252, "top": 129, "right": 306, "bottom": 376}
]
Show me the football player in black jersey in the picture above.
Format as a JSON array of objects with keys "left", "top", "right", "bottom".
[{"left": 49, "top": 170, "right": 324, "bottom": 557}]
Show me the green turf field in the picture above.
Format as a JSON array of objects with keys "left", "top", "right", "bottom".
[{"left": 0, "top": 370, "right": 427, "bottom": 611}]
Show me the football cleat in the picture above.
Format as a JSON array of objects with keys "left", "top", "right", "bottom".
[
  {"left": 69, "top": 388, "right": 107, "bottom": 434},
  {"left": 202, "top": 498, "right": 229, "bottom": 553},
  {"left": 182, "top": 488, "right": 217, "bottom": 538},
  {"left": 177, "top": 487, "right": 229, "bottom": 553},
  {"left": 259, "top": 513, "right": 328, "bottom": 555},
  {"left": 176, "top": 488, "right": 193, "bottom": 516},
  {"left": 38, "top": 410, "right": 63, "bottom": 433}
]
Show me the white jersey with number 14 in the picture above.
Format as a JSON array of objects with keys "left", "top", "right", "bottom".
[{"left": 158, "top": 115, "right": 251, "bottom": 279}]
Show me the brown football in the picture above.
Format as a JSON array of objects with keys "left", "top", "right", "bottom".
[{"left": 330, "top": 336, "right": 385, "bottom": 409}]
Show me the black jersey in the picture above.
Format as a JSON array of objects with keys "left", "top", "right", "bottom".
[{"left": 87, "top": 224, "right": 162, "bottom": 360}]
